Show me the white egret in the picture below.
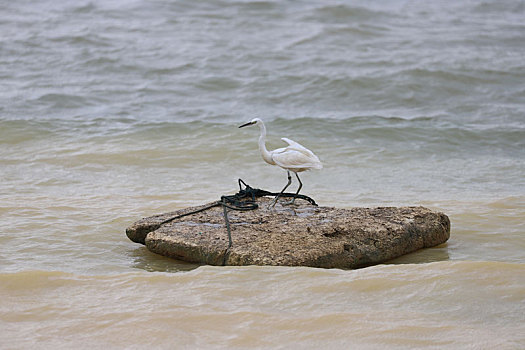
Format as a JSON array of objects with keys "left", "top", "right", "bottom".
[{"left": 239, "top": 118, "right": 322, "bottom": 207}]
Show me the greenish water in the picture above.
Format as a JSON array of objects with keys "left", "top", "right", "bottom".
[{"left": 1, "top": 1, "right": 524, "bottom": 348}]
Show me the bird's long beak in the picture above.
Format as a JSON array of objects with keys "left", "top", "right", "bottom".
[{"left": 239, "top": 121, "right": 256, "bottom": 128}]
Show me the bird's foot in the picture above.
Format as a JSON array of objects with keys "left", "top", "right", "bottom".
[
  {"left": 266, "top": 196, "right": 298, "bottom": 209},
  {"left": 267, "top": 199, "right": 278, "bottom": 210},
  {"left": 281, "top": 199, "right": 298, "bottom": 206}
]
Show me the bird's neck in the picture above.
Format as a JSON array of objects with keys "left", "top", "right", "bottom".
[{"left": 258, "top": 122, "right": 275, "bottom": 165}]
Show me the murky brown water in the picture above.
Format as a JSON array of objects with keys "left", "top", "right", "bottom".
[{"left": 1, "top": 0, "right": 524, "bottom": 348}]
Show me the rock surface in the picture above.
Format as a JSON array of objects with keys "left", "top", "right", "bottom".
[{"left": 126, "top": 197, "right": 450, "bottom": 269}]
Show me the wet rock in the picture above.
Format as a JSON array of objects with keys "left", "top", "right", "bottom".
[{"left": 126, "top": 197, "right": 450, "bottom": 268}]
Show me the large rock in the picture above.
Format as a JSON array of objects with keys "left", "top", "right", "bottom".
[{"left": 127, "top": 197, "right": 450, "bottom": 269}]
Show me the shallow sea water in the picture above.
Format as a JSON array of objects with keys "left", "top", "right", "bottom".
[{"left": 1, "top": 0, "right": 524, "bottom": 349}]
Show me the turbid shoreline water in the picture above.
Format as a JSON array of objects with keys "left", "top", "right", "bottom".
[{"left": 1, "top": 0, "right": 524, "bottom": 348}]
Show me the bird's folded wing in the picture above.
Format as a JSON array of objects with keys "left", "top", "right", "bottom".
[
  {"left": 280, "top": 137, "right": 315, "bottom": 157},
  {"left": 272, "top": 149, "right": 322, "bottom": 170}
]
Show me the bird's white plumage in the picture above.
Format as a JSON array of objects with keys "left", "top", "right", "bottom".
[
  {"left": 272, "top": 148, "right": 321, "bottom": 172},
  {"left": 238, "top": 118, "right": 322, "bottom": 173},
  {"left": 280, "top": 137, "right": 316, "bottom": 158},
  {"left": 238, "top": 118, "right": 322, "bottom": 207},
  {"left": 274, "top": 137, "right": 322, "bottom": 171}
]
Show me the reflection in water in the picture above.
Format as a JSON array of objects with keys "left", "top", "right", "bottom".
[
  {"left": 130, "top": 246, "right": 200, "bottom": 273},
  {"left": 130, "top": 240, "right": 450, "bottom": 271},
  {"left": 385, "top": 243, "right": 450, "bottom": 265},
  {"left": 1, "top": 0, "right": 524, "bottom": 347}
]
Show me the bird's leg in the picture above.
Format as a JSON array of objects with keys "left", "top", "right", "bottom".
[
  {"left": 269, "top": 171, "right": 292, "bottom": 208},
  {"left": 292, "top": 172, "right": 303, "bottom": 204},
  {"left": 284, "top": 172, "right": 302, "bottom": 206}
]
